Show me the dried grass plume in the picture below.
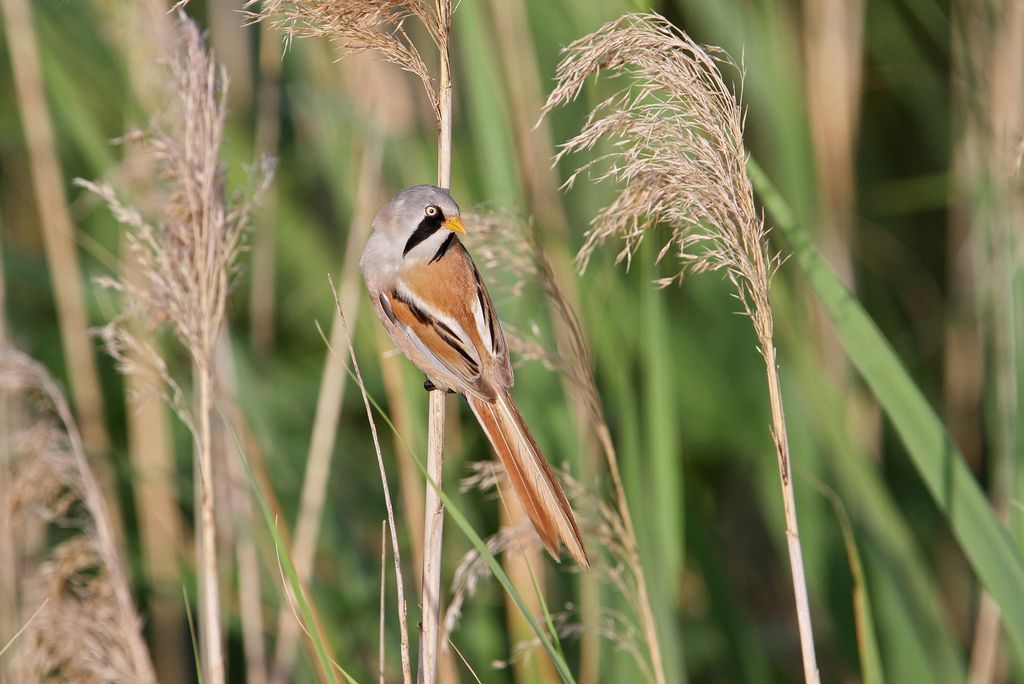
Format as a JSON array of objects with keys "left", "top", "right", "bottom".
[
  {"left": 251, "top": 0, "right": 449, "bottom": 125},
  {"left": 541, "top": 13, "right": 819, "bottom": 682},
  {"left": 0, "top": 348, "right": 156, "bottom": 683},
  {"left": 77, "top": 16, "right": 273, "bottom": 417},
  {"left": 75, "top": 13, "right": 273, "bottom": 684},
  {"left": 540, "top": 12, "right": 779, "bottom": 324}
]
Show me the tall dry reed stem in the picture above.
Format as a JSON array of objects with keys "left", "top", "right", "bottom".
[
  {"left": 541, "top": 13, "right": 820, "bottom": 682},
  {"left": 82, "top": 2, "right": 190, "bottom": 676},
  {"left": 253, "top": 2, "right": 456, "bottom": 681},
  {"left": 120, "top": 232, "right": 190, "bottom": 684},
  {"left": 0, "top": 348, "right": 155, "bottom": 682},
  {"left": 423, "top": 3, "right": 454, "bottom": 683},
  {"left": 216, "top": 332, "right": 268, "bottom": 684},
  {"left": 77, "top": 14, "right": 273, "bottom": 684}
]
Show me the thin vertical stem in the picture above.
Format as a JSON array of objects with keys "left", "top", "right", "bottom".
[
  {"left": 436, "top": 0, "right": 453, "bottom": 189},
  {"left": 380, "top": 521, "right": 388, "bottom": 684},
  {"left": 419, "top": 3, "right": 453, "bottom": 683},
  {"left": 217, "top": 330, "right": 267, "bottom": 684},
  {"left": 122, "top": 238, "right": 188, "bottom": 684},
  {"left": 760, "top": 327, "right": 819, "bottom": 684},
  {"left": 967, "top": 5, "right": 1024, "bottom": 680},
  {"left": 197, "top": 363, "right": 225, "bottom": 684},
  {"left": 418, "top": 390, "right": 446, "bottom": 684}
]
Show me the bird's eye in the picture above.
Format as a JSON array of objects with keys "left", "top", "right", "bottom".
[{"left": 425, "top": 205, "right": 439, "bottom": 217}]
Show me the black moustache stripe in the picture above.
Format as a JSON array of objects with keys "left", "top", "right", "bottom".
[
  {"left": 429, "top": 232, "right": 456, "bottom": 263},
  {"left": 403, "top": 211, "right": 445, "bottom": 256}
]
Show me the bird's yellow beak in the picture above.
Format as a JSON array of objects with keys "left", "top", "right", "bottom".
[{"left": 443, "top": 216, "right": 466, "bottom": 234}]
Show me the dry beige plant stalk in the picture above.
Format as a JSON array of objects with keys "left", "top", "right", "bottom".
[
  {"left": 0, "top": 348, "right": 155, "bottom": 683},
  {"left": 540, "top": 13, "right": 820, "bottom": 683},
  {"left": 252, "top": 3, "right": 456, "bottom": 683},
  {"left": 89, "top": 5, "right": 189, "bottom": 667},
  {"left": 76, "top": 13, "right": 274, "bottom": 684}
]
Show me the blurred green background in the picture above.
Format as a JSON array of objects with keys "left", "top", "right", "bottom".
[{"left": 1, "top": 0, "right": 1021, "bottom": 682}]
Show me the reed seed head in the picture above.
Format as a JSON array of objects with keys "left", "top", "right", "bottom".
[{"left": 541, "top": 13, "right": 780, "bottom": 326}]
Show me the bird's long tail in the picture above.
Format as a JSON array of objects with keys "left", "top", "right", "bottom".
[{"left": 467, "top": 390, "right": 589, "bottom": 569}]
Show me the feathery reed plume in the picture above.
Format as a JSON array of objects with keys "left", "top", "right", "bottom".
[
  {"left": 76, "top": 14, "right": 274, "bottom": 684},
  {"left": 465, "top": 208, "right": 666, "bottom": 683},
  {"left": 251, "top": 0, "right": 446, "bottom": 127},
  {"left": 0, "top": 348, "right": 155, "bottom": 682},
  {"left": 541, "top": 13, "right": 820, "bottom": 682},
  {"left": 253, "top": 3, "right": 457, "bottom": 683}
]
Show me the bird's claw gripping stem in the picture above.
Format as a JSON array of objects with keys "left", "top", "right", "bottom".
[{"left": 423, "top": 377, "right": 454, "bottom": 394}]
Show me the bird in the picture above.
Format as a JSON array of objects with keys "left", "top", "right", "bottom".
[{"left": 360, "top": 184, "right": 589, "bottom": 569}]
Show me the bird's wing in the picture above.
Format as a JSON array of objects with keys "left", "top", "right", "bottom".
[
  {"left": 379, "top": 281, "right": 488, "bottom": 393},
  {"left": 464, "top": 253, "right": 513, "bottom": 387},
  {"left": 384, "top": 239, "right": 515, "bottom": 397}
]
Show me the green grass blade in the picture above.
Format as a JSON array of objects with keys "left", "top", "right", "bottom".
[
  {"left": 182, "top": 588, "right": 203, "bottom": 684},
  {"left": 817, "top": 486, "right": 884, "bottom": 684},
  {"left": 748, "top": 156, "right": 1024, "bottom": 659}
]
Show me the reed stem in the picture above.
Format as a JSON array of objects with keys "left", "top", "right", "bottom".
[
  {"left": 197, "top": 361, "right": 225, "bottom": 684},
  {"left": 754, "top": 234, "right": 819, "bottom": 683},
  {"left": 418, "top": 3, "right": 453, "bottom": 682}
]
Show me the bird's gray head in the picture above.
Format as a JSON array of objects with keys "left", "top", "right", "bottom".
[{"left": 369, "top": 185, "right": 464, "bottom": 263}]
